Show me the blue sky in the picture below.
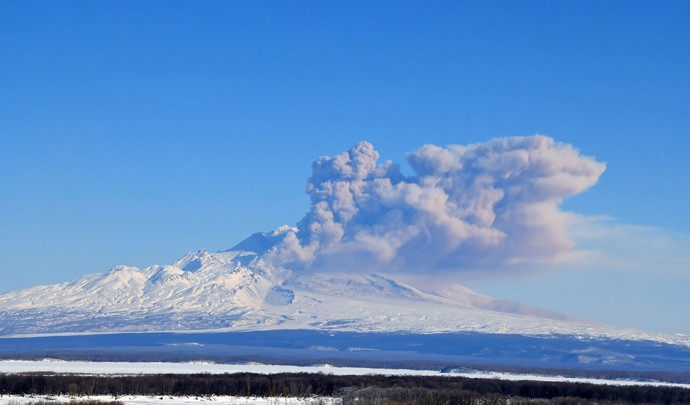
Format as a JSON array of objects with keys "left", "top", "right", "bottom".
[{"left": 1, "top": 1, "right": 689, "bottom": 333}]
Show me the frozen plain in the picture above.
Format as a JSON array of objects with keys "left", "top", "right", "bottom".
[{"left": 1, "top": 360, "right": 689, "bottom": 389}]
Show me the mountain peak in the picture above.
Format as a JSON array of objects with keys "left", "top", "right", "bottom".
[
  {"left": 0, "top": 248, "right": 688, "bottom": 349},
  {"left": 226, "top": 225, "right": 296, "bottom": 255},
  {"left": 173, "top": 249, "right": 222, "bottom": 272}
]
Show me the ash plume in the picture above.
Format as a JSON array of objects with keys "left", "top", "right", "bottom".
[{"left": 264, "top": 136, "right": 606, "bottom": 275}]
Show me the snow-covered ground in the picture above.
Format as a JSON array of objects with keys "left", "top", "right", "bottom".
[
  {"left": 0, "top": 395, "right": 338, "bottom": 405},
  {"left": 2, "top": 248, "right": 688, "bottom": 350},
  {"left": 0, "top": 360, "right": 688, "bottom": 389}
]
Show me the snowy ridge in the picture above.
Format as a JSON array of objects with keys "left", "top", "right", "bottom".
[{"left": 0, "top": 228, "right": 688, "bottom": 348}]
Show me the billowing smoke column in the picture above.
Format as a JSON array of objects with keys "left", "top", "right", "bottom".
[{"left": 265, "top": 136, "right": 606, "bottom": 275}]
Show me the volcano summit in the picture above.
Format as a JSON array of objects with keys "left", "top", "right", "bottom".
[{"left": 2, "top": 137, "right": 688, "bottom": 371}]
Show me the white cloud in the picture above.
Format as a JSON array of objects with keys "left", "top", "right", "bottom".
[
  {"left": 264, "top": 136, "right": 607, "bottom": 276},
  {"left": 565, "top": 215, "right": 690, "bottom": 277}
]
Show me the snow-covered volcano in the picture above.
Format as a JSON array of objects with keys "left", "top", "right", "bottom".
[{"left": 0, "top": 228, "right": 687, "bottom": 349}]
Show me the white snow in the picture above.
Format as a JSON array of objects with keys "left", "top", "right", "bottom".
[
  {"left": 0, "top": 248, "right": 688, "bottom": 348},
  {"left": 0, "top": 360, "right": 688, "bottom": 389}
]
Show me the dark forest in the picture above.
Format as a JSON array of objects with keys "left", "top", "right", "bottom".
[{"left": 1, "top": 372, "right": 689, "bottom": 404}]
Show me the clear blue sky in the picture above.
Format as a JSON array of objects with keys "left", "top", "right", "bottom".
[{"left": 1, "top": 1, "right": 689, "bottom": 333}]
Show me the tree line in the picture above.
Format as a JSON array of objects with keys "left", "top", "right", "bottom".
[
  {"left": 1, "top": 372, "right": 689, "bottom": 404},
  {"left": 2, "top": 352, "right": 689, "bottom": 385}
]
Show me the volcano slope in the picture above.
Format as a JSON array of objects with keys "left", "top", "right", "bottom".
[{"left": 1, "top": 240, "right": 689, "bottom": 372}]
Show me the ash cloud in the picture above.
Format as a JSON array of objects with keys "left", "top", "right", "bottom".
[{"left": 264, "top": 136, "right": 606, "bottom": 275}]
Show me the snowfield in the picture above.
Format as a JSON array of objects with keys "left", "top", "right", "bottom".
[
  {"left": 1, "top": 247, "right": 688, "bottom": 350},
  {"left": 0, "top": 360, "right": 688, "bottom": 389}
]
